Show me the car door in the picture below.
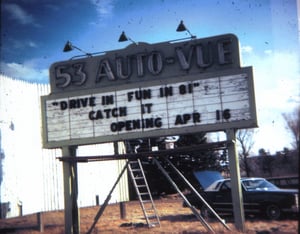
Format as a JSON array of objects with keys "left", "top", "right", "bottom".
[
  {"left": 212, "top": 181, "right": 233, "bottom": 213},
  {"left": 241, "top": 181, "right": 258, "bottom": 214}
]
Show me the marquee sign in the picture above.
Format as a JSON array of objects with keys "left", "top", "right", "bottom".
[
  {"left": 49, "top": 34, "right": 241, "bottom": 93},
  {"left": 41, "top": 34, "right": 257, "bottom": 148}
]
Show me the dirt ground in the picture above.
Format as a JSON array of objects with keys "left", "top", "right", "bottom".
[{"left": 0, "top": 195, "right": 298, "bottom": 234}]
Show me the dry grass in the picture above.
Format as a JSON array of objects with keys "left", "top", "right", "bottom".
[{"left": 0, "top": 195, "right": 298, "bottom": 234}]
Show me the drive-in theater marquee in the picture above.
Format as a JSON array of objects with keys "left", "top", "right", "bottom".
[{"left": 41, "top": 34, "right": 257, "bottom": 148}]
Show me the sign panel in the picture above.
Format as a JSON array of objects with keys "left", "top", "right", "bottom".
[
  {"left": 41, "top": 67, "right": 257, "bottom": 148},
  {"left": 49, "top": 34, "right": 240, "bottom": 93}
]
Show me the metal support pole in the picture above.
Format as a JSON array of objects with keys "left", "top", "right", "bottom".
[
  {"left": 120, "top": 202, "right": 126, "bottom": 219},
  {"left": 62, "top": 146, "right": 80, "bottom": 234},
  {"left": 37, "top": 212, "right": 44, "bottom": 232},
  {"left": 114, "top": 141, "right": 128, "bottom": 219},
  {"left": 226, "top": 129, "right": 245, "bottom": 232}
]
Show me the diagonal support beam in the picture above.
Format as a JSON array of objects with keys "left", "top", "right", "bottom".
[
  {"left": 152, "top": 158, "right": 215, "bottom": 234},
  {"left": 163, "top": 157, "right": 230, "bottom": 231},
  {"left": 86, "top": 160, "right": 129, "bottom": 234}
]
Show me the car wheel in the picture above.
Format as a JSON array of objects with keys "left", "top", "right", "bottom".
[{"left": 266, "top": 204, "right": 281, "bottom": 220}]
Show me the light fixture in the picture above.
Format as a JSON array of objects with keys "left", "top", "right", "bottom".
[
  {"left": 176, "top": 20, "right": 196, "bottom": 39},
  {"left": 9, "top": 121, "right": 14, "bottom": 131},
  {"left": 63, "top": 41, "right": 92, "bottom": 56},
  {"left": 0, "top": 120, "right": 14, "bottom": 131},
  {"left": 118, "top": 31, "right": 137, "bottom": 44}
]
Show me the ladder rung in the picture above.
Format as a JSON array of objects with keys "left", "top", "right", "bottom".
[
  {"left": 147, "top": 215, "right": 158, "bottom": 219},
  {"left": 134, "top": 176, "right": 144, "bottom": 179},
  {"left": 141, "top": 199, "right": 151, "bottom": 203},
  {"left": 131, "top": 169, "right": 141, "bottom": 172},
  {"left": 139, "top": 192, "right": 149, "bottom": 195},
  {"left": 129, "top": 160, "right": 138, "bottom": 163}
]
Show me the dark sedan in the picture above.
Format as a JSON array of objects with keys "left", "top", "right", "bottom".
[{"left": 184, "top": 177, "right": 298, "bottom": 220}]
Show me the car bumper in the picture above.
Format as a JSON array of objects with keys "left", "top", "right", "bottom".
[
  {"left": 282, "top": 205, "right": 298, "bottom": 213},
  {"left": 291, "top": 205, "right": 299, "bottom": 213}
]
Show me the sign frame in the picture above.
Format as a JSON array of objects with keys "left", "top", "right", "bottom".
[{"left": 41, "top": 66, "right": 257, "bottom": 148}]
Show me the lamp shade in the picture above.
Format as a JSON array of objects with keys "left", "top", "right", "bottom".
[
  {"left": 176, "top": 20, "right": 187, "bottom": 32},
  {"left": 118, "top": 31, "right": 128, "bottom": 42},
  {"left": 63, "top": 41, "right": 73, "bottom": 52}
]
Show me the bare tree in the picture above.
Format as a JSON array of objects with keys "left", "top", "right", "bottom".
[
  {"left": 236, "top": 128, "right": 256, "bottom": 177},
  {"left": 282, "top": 105, "right": 300, "bottom": 151}
]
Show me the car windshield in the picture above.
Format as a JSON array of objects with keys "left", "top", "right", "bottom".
[{"left": 242, "top": 179, "right": 279, "bottom": 191}]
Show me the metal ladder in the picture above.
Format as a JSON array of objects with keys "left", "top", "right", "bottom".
[{"left": 128, "top": 159, "right": 160, "bottom": 227}]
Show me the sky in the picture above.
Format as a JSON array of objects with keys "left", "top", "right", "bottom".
[{"left": 1, "top": 0, "right": 299, "bottom": 154}]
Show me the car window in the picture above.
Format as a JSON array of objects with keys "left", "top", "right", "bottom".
[
  {"left": 220, "top": 181, "right": 231, "bottom": 191},
  {"left": 205, "top": 181, "right": 223, "bottom": 191},
  {"left": 243, "top": 179, "right": 279, "bottom": 191},
  {"left": 214, "top": 181, "right": 223, "bottom": 190}
]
